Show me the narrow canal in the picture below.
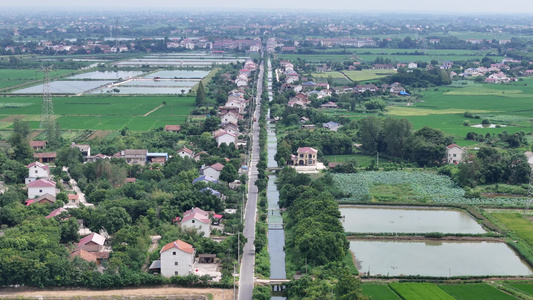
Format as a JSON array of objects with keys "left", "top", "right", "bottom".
[{"left": 266, "top": 57, "right": 287, "bottom": 299}]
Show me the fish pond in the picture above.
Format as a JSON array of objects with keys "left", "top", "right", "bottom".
[
  {"left": 351, "top": 240, "right": 533, "bottom": 277},
  {"left": 340, "top": 206, "right": 486, "bottom": 234}
]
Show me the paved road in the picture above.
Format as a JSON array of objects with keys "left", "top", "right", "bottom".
[{"left": 238, "top": 53, "right": 265, "bottom": 300}]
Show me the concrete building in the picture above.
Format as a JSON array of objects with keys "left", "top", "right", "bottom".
[
  {"left": 158, "top": 239, "right": 195, "bottom": 277},
  {"left": 181, "top": 208, "right": 211, "bottom": 238},
  {"left": 200, "top": 163, "right": 225, "bottom": 180},
  {"left": 27, "top": 179, "right": 56, "bottom": 199},
  {"left": 25, "top": 161, "right": 51, "bottom": 184},
  {"left": 290, "top": 147, "right": 318, "bottom": 166},
  {"left": 446, "top": 144, "right": 465, "bottom": 164},
  {"left": 114, "top": 149, "right": 148, "bottom": 165}
]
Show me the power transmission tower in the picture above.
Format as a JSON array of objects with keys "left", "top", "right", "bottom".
[
  {"left": 40, "top": 65, "right": 54, "bottom": 131},
  {"left": 524, "top": 166, "right": 533, "bottom": 216}
]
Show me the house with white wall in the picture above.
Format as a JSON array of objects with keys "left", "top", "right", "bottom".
[
  {"left": 221, "top": 112, "right": 239, "bottom": 124},
  {"left": 181, "top": 207, "right": 211, "bottom": 238},
  {"left": 158, "top": 239, "right": 195, "bottom": 277},
  {"left": 215, "top": 130, "right": 237, "bottom": 147},
  {"left": 26, "top": 161, "right": 51, "bottom": 184},
  {"left": 27, "top": 179, "right": 56, "bottom": 199},
  {"left": 177, "top": 147, "right": 194, "bottom": 159},
  {"left": 200, "top": 163, "right": 225, "bottom": 180},
  {"left": 446, "top": 144, "right": 465, "bottom": 164}
]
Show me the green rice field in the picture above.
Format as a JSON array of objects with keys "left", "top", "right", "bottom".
[
  {"left": 438, "top": 284, "right": 517, "bottom": 300},
  {"left": 363, "top": 283, "right": 518, "bottom": 300},
  {"left": 278, "top": 48, "right": 505, "bottom": 64},
  {"left": 382, "top": 80, "right": 533, "bottom": 143},
  {"left": 490, "top": 212, "right": 533, "bottom": 247},
  {"left": 0, "top": 95, "right": 194, "bottom": 131},
  {"left": 507, "top": 283, "right": 533, "bottom": 296},
  {"left": 389, "top": 283, "right": 454, "bottom": 300},
  {"left": 362, "top": 284, "right": 401, "bottom": 300}
]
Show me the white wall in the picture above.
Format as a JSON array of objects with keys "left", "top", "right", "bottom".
[
  {"left": 217, "top": 134, "right": 236, "bottom": 147},
  {"left": 203, "top": 168, "right": 220, "bottom": 180},
  {"left": 182, "top": 219, "right": 211, "bottom": 238},
  {"left": 160, "top": 248, "right": 194, "bottom": 277},
  {"left": 447, "top": 147, "right": 463, "bottom": 164},
  {"left": 221, "top": 114, "right": 238, "bottom": 124},
  {"left": 28, "top": 186, "right": 56, "bottom": 199},
  {"left": 178, "top": 151, "right": 193, "bottom": 159}
]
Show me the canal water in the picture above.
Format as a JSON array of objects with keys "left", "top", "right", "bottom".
[
  {"left": 340, "top": 206, "right": 486, "bottom": 234},
  {"left": 266, "top": 57, "right": 287, "bottom": 299}
]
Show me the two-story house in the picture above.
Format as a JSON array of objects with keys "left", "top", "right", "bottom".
[
  {"left": 25, "top": 161, "right": 51, "bottom": 184},
  {"left": 290, "top": 147, "right": 318, "bottom": 166}
]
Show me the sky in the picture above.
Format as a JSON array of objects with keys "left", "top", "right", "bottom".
[{"left": 2, "top": 0, "right": 533, "bottom": 14}]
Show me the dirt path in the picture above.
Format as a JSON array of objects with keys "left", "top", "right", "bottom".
[
  {"left": 339, "top": 71, "right": 354, "bottom": 83},
  {"left": 0, "top": 287, "right": 236, "bottom": 300},
  {"left": 144, "top": 104, "right": 164, "bottom": 116}
]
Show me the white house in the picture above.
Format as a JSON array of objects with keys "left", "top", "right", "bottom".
[
  {"left": 177, "top": 147, "right": 194, "bottom": 159},
  {"left": 215, "top": 130, "right": 237, "bottom": 147},
  {"left": 408, "top": 62, "right": 418, "bottom": 69},
  {"left": 25, "top": 161, "right": 51, "bottom": 184},
  {"left": 27, "top": 179, "right": 56, "bottom": 199},
  {"left": 286, "top": 72, "right": 299, "bottom": 84},
  {"left": 200, "top": 162, "right": 225, "bottom": 180},
  {"left": 446, "top": 144, "right": 465, "bottom": 164},
  {"left": 221, "top": 122, "right": 239, "bottom": 135},
  {"left": 159, "top": 239, "right": 195, "bottom": 277},
  {"left": 221, "top": 112, "right": 239, "bottom": 124},
  {"left": 181, "top": 207, "right": 211, "bottom": 237}
]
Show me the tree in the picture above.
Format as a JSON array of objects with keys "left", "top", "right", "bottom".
[
  {"left": 357, "top": 116, "right": 381, "bottom": 154},
  {"left": 203, "top": 116, "right": 221, "bottom": 133},
  {"left": 382, "top": 118, "right": 412, "bottom": 158},
  {"left": 13, "top": 119, "right": 30, "bottom": 138},
  {"left": 219, "top": 164, "right": 238, "bottom": 182},
  {"left": 9, "top": 132, "right": 33, "bottom": 162},
  {"left": 195, "top": 81, "right": 207, "bottom": 107},
  {"left": 60, "top": 217, "right": 80, "bottom": 243},
  {"left": 102, "top": 207, "right": 131, "bottom": 235},
  {"left": 56, "top": 147, "right": 83, "bottom": 168}
]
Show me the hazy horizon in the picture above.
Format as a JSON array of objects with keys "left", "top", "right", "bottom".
[{"left": 2, "top": 0, "right": 533, "bottom": 15}]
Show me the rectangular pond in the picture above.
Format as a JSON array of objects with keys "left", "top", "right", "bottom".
[
  {"left": 339, "top": 206, "right": 486, "bottom": 234},
  {"left": 90, "top": 86, "right": 191, "bottom": 95},
  {"left": 12, "top": 80, "right": 113, "bottom": 94},
  {"left": 144, "top": 70, "right": 210, "bottom": 79},
  {"left": 351, "top": 240, "right": 533, "bottom": 277},
  {"left": 122, "top": 80, "right": 199, "bottom": 87},
  {"left": 67, "top": 71, "right": 144, "bottom": 80}
]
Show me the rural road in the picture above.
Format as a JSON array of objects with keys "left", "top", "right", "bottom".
[{"left": 238, "top": 52, "right": 265, "bottom": 300}]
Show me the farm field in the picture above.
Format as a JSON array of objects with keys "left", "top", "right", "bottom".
[
  {"left": 389, "top": 283, "right": 454, "bottom": 300},
  {"left": 438, "top": 284, "right": 517, "bottom": 300},
  {"left": 0, "top": 95, "right": 194, "bottom": 131},
  {"left": 490, "top": 213, "right": 533, "bottom": 247},
  {"left": 324, "top": 153, "right": 375, "bottom": 166},
  {"left": 362, "top": 284, "right": 401, "bottom": 300},
  {"left": 344, "top": 69, "right": 396, "bottom": 82},
  {"left": 278, "top": 49, "right": 505, "bottom": 64},
  {"left": 276, "top": 53, "right": 354, "bottom": 62},
  {"left": 384, "top": 80, "right": 533, "bottom": 143},
  {"left": 508, "top": 283, "right": 533, "bottom": 296}
]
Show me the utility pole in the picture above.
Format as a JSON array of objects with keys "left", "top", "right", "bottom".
[{"left": 233, "top": 263, "right": 236, "bottom": 300}]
